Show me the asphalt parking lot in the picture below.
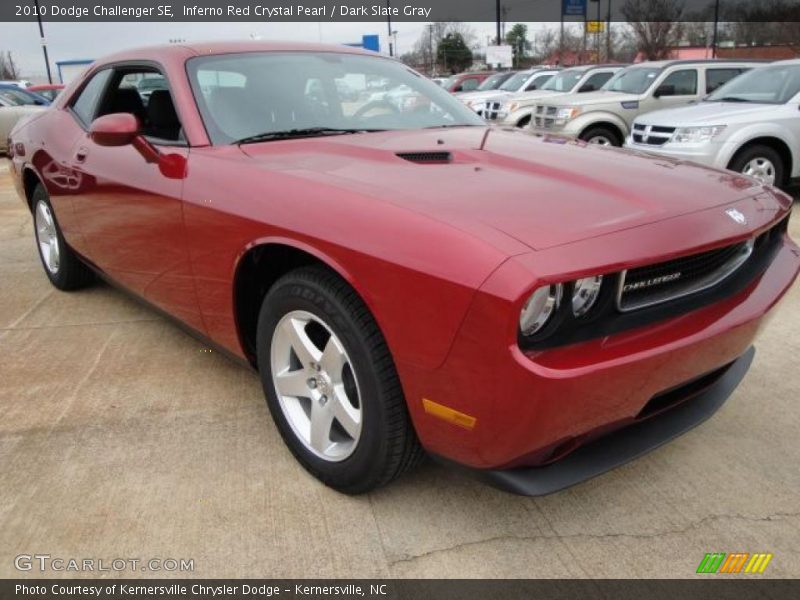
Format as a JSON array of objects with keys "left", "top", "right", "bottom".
[{"left": 1, "top": 158, "right": 799, "bottom": 579}]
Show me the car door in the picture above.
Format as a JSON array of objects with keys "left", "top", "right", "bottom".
[
  {"left": 67, "top": 64, "right": 204, "bottom": 332},
  {"left": 638, "top": 68, "right": 700, "bottom": 122}
]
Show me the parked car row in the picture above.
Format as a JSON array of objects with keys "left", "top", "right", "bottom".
[{"left": 447, "top": 59, "right": 798, "bottom": 189}]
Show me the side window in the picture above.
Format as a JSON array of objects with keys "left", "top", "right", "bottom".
[
  {"left": 525, "top": 74, "right": 553, "bottom": 91},
  {"left": 461, "top": 78, "right": 480, "bottom": 91},
  {"left": 71, "top": 69, "right": 112, "bottom": 126},
  {"left": 706, "top": 68, "right": 744, "bottom": 94},
  {"left": 96, "top": 69, "right": 183, "bottom": 143},
  {"left": 581, "top": 71, "right": 613, "bottom": 92},
  {"left": 659, "top": 69, "right": 698, "bottom": 95}
]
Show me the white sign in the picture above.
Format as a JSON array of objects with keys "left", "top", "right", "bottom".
[{"left": 485, "top": 45, "right": 513, "bottom": 68}]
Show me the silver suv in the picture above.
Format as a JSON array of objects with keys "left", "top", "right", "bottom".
[
  {"left": 495, "top": 64, "right": 625, "bottom": 128},
  {"left": 529, "top": 60, "right": 764, "bottom": 146},
  {"left": 625, "top": 59, "right": 800, "bottom": 188}
]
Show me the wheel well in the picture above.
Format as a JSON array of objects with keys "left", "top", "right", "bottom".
[
  {"left": 729, "top": 137, "right": 793, "bottom": 179},
  {"left": 22, "top": 168, "right": 41, "bottom": 212},
  {"left": 233, "top": 244, "right": 339, "bottom": 365},
  {"left": 515, "top": 115, "right": 531, "bottom": 128},
  {"left": 580, "top": 122, "right": 624, "bottom": 144}
]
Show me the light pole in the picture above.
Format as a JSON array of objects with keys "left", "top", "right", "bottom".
[
  {"left": 386, "top": 0, "right": 393, "bottom": 56},
  {"left": 33, "top": 0, "right": 52, "bottom": 84},
  {"left": 711, "top": 0, "right": 721, "bottom": 59}
]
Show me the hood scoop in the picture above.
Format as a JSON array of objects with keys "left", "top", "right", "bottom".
[{"left": 396, "top": 151, "right": 452, "bottom": 164}]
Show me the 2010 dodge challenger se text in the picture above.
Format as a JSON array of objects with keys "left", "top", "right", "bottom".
[{"left": 7, "top": 42, "right": 800, "bottom": 495}]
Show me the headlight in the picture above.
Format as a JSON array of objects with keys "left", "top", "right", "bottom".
[
  {"left": 507, "top": 102, "right": 519, "bottom": 113},
  {"left": 463, "top": 99, "right": 474, "bottom": 107},
  {"left": 520, "top": 284, "right": 563, "bottom": 336},
  {"left": 571, "top": 276, "right": 603, "bottom": 317},
  {"left": 670, "top": 125, "right": 726, "bottom": 144},
  {"left": 555, "top": 107, "right": 581, "bottom": 123}
]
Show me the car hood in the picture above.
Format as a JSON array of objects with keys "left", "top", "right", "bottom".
[
  {"left": 456, "top": 90, "right": 503, "bottom": 102},
  {"left": 637, "top": 101, "right": 777, "bottom": 126},
  {"left": 240, "top": 127, "right": 763, "bottom": 252},
  {"left": 545, "top": 90, "right": 640, "bottom": 107},
  {"left": 505, "top": 89, "right": 564, "bottom": 105}
]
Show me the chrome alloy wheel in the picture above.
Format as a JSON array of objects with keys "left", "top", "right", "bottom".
[
  {"left": 35, "top": 200, "right": 60, "bottom": 274},
  {"left": 270, "top": 310, "right": 362, "bottom": 462},
  {"left": 587, "top": 135, "right": 612, "bottom": 146},
  {"left": 741, "top": 157, "right": 776, "bottom": 185}
]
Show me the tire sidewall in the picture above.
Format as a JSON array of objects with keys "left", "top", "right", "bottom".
[
  {"left": 580, "top": 126, "right": 621, "bottom": 147},
  {"left": 32, "top": 185, "right": 67, "bottom": 288},
  {"left": 731, "top": 146, "right": 784, "bottom": 187},
  {"left": 256, "top": 275, "right": 392, "bottom": 490}
]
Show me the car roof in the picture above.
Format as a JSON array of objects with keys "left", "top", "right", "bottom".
[
  {"left": 634, "top": 59, "right": 770, "bottom": 68},
  {"left": 96, "top": 40, "right": 379, "bottom": 65}
]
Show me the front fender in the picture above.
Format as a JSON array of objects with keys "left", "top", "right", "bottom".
[
  {"left": 566, "top": 111, "right": 631, "bottom": 139},
  {"left": 719, "top": 124, "right": 799, "bottom": 175}
]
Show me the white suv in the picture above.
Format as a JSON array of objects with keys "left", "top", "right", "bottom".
[
  {"left": 530, "top": 60, "right": 763, "bottom": 146},
  {"left": 625, "top": 59, "right": 800, "bottom": 188}
]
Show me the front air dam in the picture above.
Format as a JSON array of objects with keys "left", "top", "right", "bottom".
[{"left": 433, "top": 346, "right": 755, "bottom": 496}]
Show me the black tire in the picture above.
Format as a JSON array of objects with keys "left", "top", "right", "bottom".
[
  {"left": 31, "top": 183, "right": 94, "bottom": 291},
  {"left": 728, "top": 145, "right": 786, "bottom": 188},
  {"left": 579, "top": 125, "right": 622, "bottom": 147},
  {"left": 256, "top": 266, "right": 424, "bottom": 494}
]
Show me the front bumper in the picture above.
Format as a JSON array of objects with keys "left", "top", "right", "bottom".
[
  {"left": 434, "top": 346, "right": 754, "bottom": 496},
  {"left": 399, "top": 206, "right": 799, "bottom": 487}
]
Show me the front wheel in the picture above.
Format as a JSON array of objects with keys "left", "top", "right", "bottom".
[
  {"left": 579, "top": 126, "right": 622, "bottom": 147},
  {"left": 729, "top": 145, "right": 785, "bottom": 187},
  {"left": 256, "top": 266, "right": 424, "bottom": 494},
  {"left": 32, "top": 183, "right": 94, "bottom": 290}
]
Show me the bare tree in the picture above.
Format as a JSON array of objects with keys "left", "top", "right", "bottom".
[
  {"left": 0, "top": 51, "right": 20, "bottom": 80},
  {"left": 622, "top": 0, "right": 685, "bottom": 60}
]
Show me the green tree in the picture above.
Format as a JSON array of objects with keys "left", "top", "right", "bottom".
[
  {"left": 505, "top": 24, "right": 530, "bottom": 68},
  {"left": 437, "top": 33, "right": 473, "bottom": 73}
]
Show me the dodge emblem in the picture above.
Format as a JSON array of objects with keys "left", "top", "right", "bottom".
[{"left": 726, "top": 208, "right": 747, "bottom": 225}]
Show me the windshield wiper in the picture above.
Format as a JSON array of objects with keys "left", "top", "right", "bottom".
[
  {"left": 714, "top": 96, "right": 752, "bottom": 103},
  {"left": 235, "top": 127, "right": 384, "bottom": 145}
]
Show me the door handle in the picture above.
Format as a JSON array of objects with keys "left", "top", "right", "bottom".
[{"left": 75, "top": 147, "right": 88, "bottom": 163}]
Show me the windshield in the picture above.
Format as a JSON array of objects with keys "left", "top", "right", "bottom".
[
  {"left": 603, "top": 67, "right": 662, "bottom": 94},
  {"left": 707, "top": 64, "right": 800, "bottom": 104},
  {"left": 542, "top": 69, "right": 585, "bottom": 92},
  {"left": 477, "top": 72, "right": 508, "bottom": 91},
  {"left": 499, "top": 71, "right": 532, "bottom": 91},
  {"left": 188, "top": 52, "right": 484, "bottom": 144},
  {"left": 0, "top": 87, "right": 40, "bottom": 106}
]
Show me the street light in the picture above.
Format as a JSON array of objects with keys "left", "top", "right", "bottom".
[{"left": 33, "top": 0, "right": 52, "bottom": 84}]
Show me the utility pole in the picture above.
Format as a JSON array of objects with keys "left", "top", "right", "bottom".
[
  {"left": 496, "top": 0, "right": 502, "bottom": 45},
  {"left": 606, "top": 0, "right": 612, "bottom": 62},
  {"left": 33, "top": 0, "right": 53, "bottom": 84},
  {"left": 711, "top": 0, "right": 721, "bottom": 59},
  {"left": 386, "top": 0, "right": 393, "bottom": 57}
]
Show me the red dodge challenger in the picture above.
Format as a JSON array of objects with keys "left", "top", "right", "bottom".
[{"left": 8, "top": 42, "right": 799, "bottom": 495}]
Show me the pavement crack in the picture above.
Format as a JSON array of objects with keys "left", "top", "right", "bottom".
[{"left": 387, "top": 510, "right": 800, "bottom": 567}]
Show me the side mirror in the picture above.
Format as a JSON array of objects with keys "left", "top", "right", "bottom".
[
  {"left": 90, "top": 113, "right": 139, "bottom": 147},
  {"left": 654, "top": 84, "right": 676, "bottom": 98},
  {"left": 453, "top": 84, "right": 463, "bottom": 92}
]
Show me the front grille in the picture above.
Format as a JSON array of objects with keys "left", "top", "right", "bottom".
[
  {"left": 618, "top": 238, "right": 756, "bottom": 312},
  {"left": 533, "top": 105, "right": 558, "bottom": 129},
  {"left": 480, "top": 101, "right": 503, "bottom": 120},
  {"left": 632, "top": 123, "right": 676, "bottom": 147}
]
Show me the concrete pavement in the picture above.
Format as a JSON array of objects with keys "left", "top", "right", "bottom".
[{"left": 1, "top": 159, "right": 799, "bottom": 579}]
